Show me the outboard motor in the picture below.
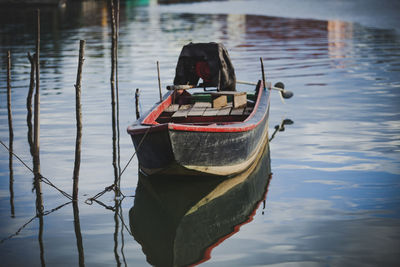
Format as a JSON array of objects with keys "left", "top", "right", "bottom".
[{"left": 173, "top": 42, "right": 236, "bottom": 91}]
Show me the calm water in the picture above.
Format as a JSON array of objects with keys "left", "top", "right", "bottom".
[{"left": 1, "top": 0, "right": 400, "bottom": 266}]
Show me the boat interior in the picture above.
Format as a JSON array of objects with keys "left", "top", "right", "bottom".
[
  {"left": 155, "top": 87, "right": 257, "bottom": 125},
  {"left": 148, "top": 42, "right": 261, "bottom": 126}
]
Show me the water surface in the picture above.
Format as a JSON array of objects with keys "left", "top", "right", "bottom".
[{"left": 1, "top": 0, "right": 400, "bottom": 266}]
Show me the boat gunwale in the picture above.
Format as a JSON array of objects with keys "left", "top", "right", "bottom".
[{"left": 127, "top": 81, "right": 268, "bottom": 134}]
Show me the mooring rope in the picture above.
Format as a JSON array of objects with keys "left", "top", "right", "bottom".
[
  {"left": 40, "top": 176, "right": 73, "bottom": 200},
  {"left": 117, "top": 206, "right": 133, "bottom": 236},
  {"left": 85, "top": 125, "right": 152, "bottom": 204},
  {"left": 1, "top": 121, "right": 152, "bottom": 205},
  {"left": 1, "top": 140, "right": 34, "bottom": 173},
  {"left": 0, "top": 140, "right": 74, "bottom": 200},
  {"left": 120, "top": 124, "right": 153, "bottom": 177}
]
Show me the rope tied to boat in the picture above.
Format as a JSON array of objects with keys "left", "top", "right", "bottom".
[
  {"left": 85, "top": 125, "right": 153, "bottom": 204},
  {"left": 84, "top": 184, "right": 116, "bottom": 205},
  {"left": 1, "top": 119, "right": 152, "bottom": 205}
]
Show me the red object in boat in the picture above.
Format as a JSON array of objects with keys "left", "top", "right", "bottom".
[{"left": 195, "top": 61, "right": 211, "bottom": 82}]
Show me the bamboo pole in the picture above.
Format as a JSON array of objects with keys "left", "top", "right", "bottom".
[
  {"left": 157, "top": 61, "right": 162, "bottom": 102},
  {"left": 72, "top": 40, "right": 85, "bottom": 201},
  {"left": 33, "top": 9, "right": 43, "bottom": 215},
  {"left": 7, "top": 51, "right": 15, "bottom": 218}
]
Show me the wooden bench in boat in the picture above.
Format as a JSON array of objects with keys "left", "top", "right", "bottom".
[
  {"left": 168, "top": 102, "right": 248, "bottom": 119},
  {"left": 156, "top": 91, "right": 253, "bottom": 123}
]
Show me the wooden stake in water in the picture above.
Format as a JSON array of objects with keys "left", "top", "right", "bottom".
[
  {"left": 34, "top": 9, "right": 41, "bottom": 166},
  {"left": 115, "top": 0, "right": 120, "bottom": 119},
  {"left": 7, "top": 51, "right": 15, "bottom": 218},
  {"left": 135, "top": 88, "right": 140, "bottom": 119},
  {"left": 34, "top": 8, "right": 43, "bottom": 215},
  {"left": 27, "top": 52, "right": 35, "bottom": 156},
  {"left": 260, "top": 57, "right": 266, "bottom": 90},
  {"left": 7, "top": 51, "right": 13, "bottom": 147},
  {"left": 109, "top": 0, "right": 120, "bottom": 186},
  {"left": 109, "top": 0, "right": 117, "bottom": 109},
  {"left": 72, "top": 40, "right": 85, "bottom": 201},
  {"left": 115, "top": 0, "right": 122, "bottom": 186},
  {"left": 157, "top": 61, "right": 162, "bottom": 102}
]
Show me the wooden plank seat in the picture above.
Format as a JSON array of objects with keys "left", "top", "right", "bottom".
[
  {"left": 165, "top": 92, "right": 252, "bottom": 121},
  {"left": 230, "top": 107, "right": 245, "bottom": 116},
  {"left": 171, "top": 104, "right": 191, "bottom": 118},
  {"left": 170, "top": 104, "right": 249, "bottom": 118}
]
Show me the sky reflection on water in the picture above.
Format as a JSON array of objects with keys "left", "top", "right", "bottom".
[{"left": 0, "top": 0, "right": 400, "bottom": 266}]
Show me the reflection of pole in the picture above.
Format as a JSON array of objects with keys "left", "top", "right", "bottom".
[
  {"left": 38, "top": 214, "right": 45, "bottom": 267},
  {"left": 113, "top": 199, "right": 121, "bottom": 267},
  {"left": 269, "top": 119, "right": 294, "bottom": 142},
  {"left": 7, "top": 51, "right": 15, "bottom": 218},
  {"left": 73, "top": 202, "right": 85, "bottom": 267},
  {"left": 119, "top": 204, "right": 127, "bottom": 266},
  {"left": 34, "top": 8, "right": 43, "bottom": 215},
  {"left": 73, "top": 40, "right": 85, "bottom": 201}
]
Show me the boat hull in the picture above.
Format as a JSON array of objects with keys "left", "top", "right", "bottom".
[{"left": 128, "top": 82, "right": 270, "bottom": 176}]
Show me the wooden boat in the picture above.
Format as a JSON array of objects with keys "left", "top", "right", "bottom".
[
  {"left": 127, "top": 43, "right": 271, "bottom": 177},
  {"left": 129, "top": 141, "right": 272, "bottom": 266}
]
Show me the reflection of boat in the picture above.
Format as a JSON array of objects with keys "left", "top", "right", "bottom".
[
  {"left": 129, "top": 141, "right": 271, "bottom": 267},
  {"left": 127, "top": 42, "right": 270, "bottom": 177}
]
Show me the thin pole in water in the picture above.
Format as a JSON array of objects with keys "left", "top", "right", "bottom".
[
  {"left": 72, "top": 40, "right": 85, "bottom": 201},
  {"left": 34, "top": 8, "right": 43, "bottom": 215},
  {"left": 27, "top": 52, "right": 35, "bottom": 156},
  {"left": 7, "top": 50, "right": 15, "bottom": 218},
  {"left": 157, "top": 61, "right": 162, "bottom": 102},
  {"left": 7, "top": 51, "right": 13, "bottom": 147},
  {"left": 109, "top": 0, "right": 120, "bottom": 188},
  {"left": 260, "top": 57, "right": 266, "bottom": 90},
  {"left": 135, "top": 88, "right": 140, "bottom": 119}
]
